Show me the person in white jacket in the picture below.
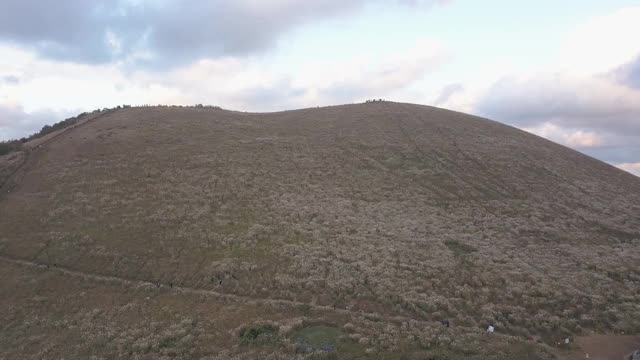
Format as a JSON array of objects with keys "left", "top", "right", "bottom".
[{"left": 486, "top": 325, "right": 494, "bottom": 334}]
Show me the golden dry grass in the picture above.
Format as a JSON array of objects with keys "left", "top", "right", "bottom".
[{"left": 1, "top": 102, "right": 639, "bottom": 359}]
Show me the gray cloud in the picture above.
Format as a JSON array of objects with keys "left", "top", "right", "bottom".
[
  {"left": 0, "top": 0, "right": 120, "bottom": 63},
  {"left": 136, "top": 1, "right": 367, "bottom": 67},
  {"left": 475, "top": 76, "right": 640, "bottom": 135},
  {"left": 0, "top": 0, "right": 447, "bottom": 68},
  {"left": 583, "top": 144, "right": 640, "bottom": 164},
  {"left": 0, "top": 104, "right": 72, "bottom": 141},
  {"left": 474, "top": 74, "right": 640, "bottom": 164},
  {"left": 610, "top": 55, "right": 640, "bottom": 90}
]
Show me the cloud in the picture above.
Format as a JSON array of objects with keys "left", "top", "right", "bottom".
[
  {"left": 472, "top": 72, "right": 640, "bottom": 164},
  {"left": 0, "top": 36, "right": 447, "bottom": 141},
  {"left": 557, "top": 6, "right": 640, "bottom": 76},
  {"left": 523, "top": 123, "right": 604, "bottom": 149},
  {"left": 147, "top": 38, "right": 447, "bottom": 110},
  {"left": 475, "top": 73, "right": 640, "bottom": 135},
  {"left": 0, "top": 0, "right": 120, "bottom": 63},
  {"left": 520, "top": 124, "right": 640, "bottom": 165},
  {"left": 396, "top": 0, "right": 452, "bottom": 6},
  {"left": 314, "top": 54, "right": 442, "bottom": 102},
  {"left": 610, "top": 55, "right": 640, "bottom": 90},
  {"left": 433, "top": 83, "right": 463, "bottom": 106},
  {"left": 616, "top": 162, "right": 640, "bottom": 177},
  {"left": 1, "top": 75, "right": 19, "bottom": 84},
  {"left": 299, "top": 39, "right": 448, "bottom": 104},
  {"left": 0, "top": 103, "right": 72, "bottom": 141},
  {"left": 469, "top": 7, "right": 640, "bottom": 165},
  {"left": 0, "top": 0, "right": 448, "bottom": 68},
  {"left": 227, "top": 79, "right": 308, "bottom": 110}
]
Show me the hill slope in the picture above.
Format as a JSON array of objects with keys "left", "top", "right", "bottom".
[{"left": 1, "top": 102, "right": 639, "bottom": 359}]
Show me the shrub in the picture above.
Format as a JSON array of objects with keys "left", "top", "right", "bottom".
[
  {"left": 0, "top": 140, "right": 22, "bottom": 156},
  {"left": 0, "top": 142, "right": 10, "bottom": 156},
  {"left": 239, "top": 324, "right": 279, "bottom": 345},
  {"left": 15, "top": 112, "right": 88, "bottom": 145},
  {"left": 25, "top": 116, "right": 79, "bottom": 141},
  {"left": 444, "top": 240, "right": 477, "bottom": 256}
]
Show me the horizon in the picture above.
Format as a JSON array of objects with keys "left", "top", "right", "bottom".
[
  {"left": 6, "top": 100, "right": 638, "bottom": 180},
  {"left": 1, "top": 1, "right": 639, "bottom": 175}
]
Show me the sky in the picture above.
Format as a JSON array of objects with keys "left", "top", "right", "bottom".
[{"left": 0, "top": 0, "right": 639, "bottom": 176}]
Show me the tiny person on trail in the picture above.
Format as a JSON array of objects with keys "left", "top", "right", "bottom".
[{"left": 486, "top": 324, "right": 494, "bottom": 334}]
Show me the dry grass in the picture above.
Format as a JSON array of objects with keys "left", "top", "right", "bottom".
[
  {"left": 0, "top": 150, "right": 26, "bottom": 189},
  {"left": 1, "top": 102, "right": 639, "bottom": 358}
]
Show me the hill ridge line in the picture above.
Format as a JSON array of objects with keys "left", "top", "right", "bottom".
[{"left": 0, "top": 110, "right": 113, "bottom": 198}]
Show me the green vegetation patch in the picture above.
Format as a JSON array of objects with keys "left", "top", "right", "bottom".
[
  {"left": 291, "top": 324, "right": 370, "bottom": 356},
  {"left": 444, "top": 240, "right": 477, "bottom": 256},
  {"left": 293, "top": 325, "right": 342, "bottom": 346},
  {"left": 239, "top": 324, "right": 279, "bottom": 345}
]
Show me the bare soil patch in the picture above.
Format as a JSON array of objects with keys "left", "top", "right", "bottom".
[{"left": 572, "top": 335, "right": 640, "bottom": 360}]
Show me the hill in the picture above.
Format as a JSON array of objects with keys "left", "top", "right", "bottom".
[{"left": 1, "top": 102, "right": 639, "bottom": 359}]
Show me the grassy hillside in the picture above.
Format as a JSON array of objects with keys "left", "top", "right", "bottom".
[{"left": 1, "top": 102, "right": 639, "bottom": 359}]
